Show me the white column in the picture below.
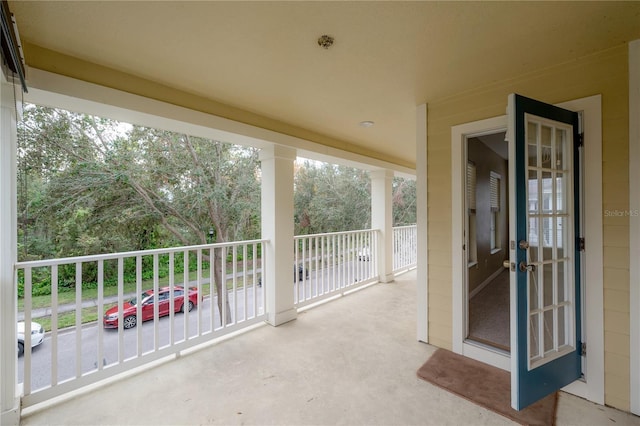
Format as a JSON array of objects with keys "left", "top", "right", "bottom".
[
  {"left": 0, "top": 79, "right": 20, "bottom": 424},
  {"left": 260, "top": 145, "right": 297, "bottom": 326},
  {"left": 371, "top": 169, "right": 394, "bottom": 283},
  {"left": 416, "top": 103, "right": 429, "bottom": 342}
]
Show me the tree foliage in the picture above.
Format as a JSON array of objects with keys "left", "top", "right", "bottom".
[
  {"left": 293, "top": 160, "right": 416, "bottom": 235},
  {"left": 18, "top": 104, "right": 261, "bottom": 262},
  {"left": 17, "top": 104, "right": 415, "bottom": 305},
  {"left": 294, "top": 161, "right": 371, "bottom": 234}
]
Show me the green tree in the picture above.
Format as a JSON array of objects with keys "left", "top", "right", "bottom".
[
  {"left": 18, "top": 104, "right": 261, "bottom": 321},
  {"left": 294, "top": 161, "right": 416, "bottom": 234},
  {"left": 392, "top": 177, "right": 417, "bottom": 226},
  {"left": 294, "top": 161, "right": 371, "bottom": 234}
]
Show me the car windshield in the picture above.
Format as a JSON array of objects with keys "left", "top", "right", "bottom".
[{"left": 129, "top": 291, "right": 152, "bottom": 306}]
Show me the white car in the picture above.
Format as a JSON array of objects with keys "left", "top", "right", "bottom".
[
  {"left": 358, "top": 247, "right": 370, "bottom": 261},
  {"left": 17, "top": 321, "right": 44, "bottom": 357}
]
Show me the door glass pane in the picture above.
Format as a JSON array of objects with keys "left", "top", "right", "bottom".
[
  {"left": 557, "top": 216, "right": 566, "bottom": 258},
  {"left": 558, "top": 306, "right": 567, "bottom": 346},
  {"left": 542, "top": 217, "right": 553, "bottom": 260},
  {"left": 529, "top": 272, "right": 539, "bottom": 311},
  {"left": 543, "top": 264, "right": 553, "bottom": 306},
  {"left": 555, "top": 128, "right": 567, "bottom": 170},
  {"left": 542, "top": 171, "right": 552, "bottom": 213},
  {"left": 543, "top": 310, "right": 554, "bottom": 353},
  {"left": 541, "top": 125, "right": 552, "bottom": 168},
  {"left": 530, "top": 313, "right": 540, "bottom": 359},
  {"left": 528, "top": 122, "right": 539, "bottom": 168},
  {"left": 528, "top": 169, "right": 539, "bottom": 213},
  {"left": 556, "top": 262, "right": 566, "bottom": 302},
  {"left": 555, "top": 173, "right": 566, "bottom": 214},
  {"left": 528, "top": 216, "right": 539, "bottom": 263}
]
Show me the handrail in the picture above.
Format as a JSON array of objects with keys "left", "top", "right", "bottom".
[{"left": 15, "top": 239, "right": 267, "bottom": 269}]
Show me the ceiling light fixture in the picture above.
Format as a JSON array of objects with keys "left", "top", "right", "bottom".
[
  {"left": 317, "top": 34, "right": 334, "bottom": 49},
  {"left": 359, "top": 121, "right": 375, "bottom": 128}
]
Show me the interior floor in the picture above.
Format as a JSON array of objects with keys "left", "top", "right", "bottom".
[{"left": 468, "top": 270, "right": 510, "bottom": 351}]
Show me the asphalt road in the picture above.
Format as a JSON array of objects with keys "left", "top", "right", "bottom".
[{"left": 18, "top": 288, "right": 263, "bottom": 391}]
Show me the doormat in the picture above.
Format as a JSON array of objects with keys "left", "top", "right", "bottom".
[{"left": 416, "top": 349, "right": 557, "bottom": 425}]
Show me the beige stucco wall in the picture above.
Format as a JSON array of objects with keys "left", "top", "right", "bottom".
[{"left": 426, "top": 45, "right": 630, "bottom": 410}]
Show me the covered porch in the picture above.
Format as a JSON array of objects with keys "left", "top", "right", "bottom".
[{"left": 19, "top": 270, "right": 637, "bottom": 425}]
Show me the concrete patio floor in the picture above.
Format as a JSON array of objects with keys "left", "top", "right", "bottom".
[{"left": 20, "top": 270, "right": 640, "bottom": 425}]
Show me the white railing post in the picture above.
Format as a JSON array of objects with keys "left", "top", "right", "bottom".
[
  {"left": 371, "top": 169, "right": 394, "bottom": 283},
  {"left": 260, "top": 146, "right": 297, "bottom": 326},
  {"left": 0, "top": 78, "right": 20, "bottom": 425}
]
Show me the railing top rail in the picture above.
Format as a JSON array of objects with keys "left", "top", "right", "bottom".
[
  {"left": 392, "top": 224, "right": 417, "bottom": 230},
  {"left": 294, "top": 229, "right": 379, "bottom": 240},
  {"left": 15, "top": 239, "right": 268, "bottom": 269}
]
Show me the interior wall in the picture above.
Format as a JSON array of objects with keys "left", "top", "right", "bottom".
[
  {"left": 467, "top": 138, "right": 508, "bottom": 294},
  {"left": 426, "top": 45, "right": 630, "bottom": 410}
]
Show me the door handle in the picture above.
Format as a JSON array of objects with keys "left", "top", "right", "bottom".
[{"left": 519, "top": 261, "right": 536, "bottom": 272}]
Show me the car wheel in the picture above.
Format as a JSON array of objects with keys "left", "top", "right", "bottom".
[
  {"left": 123, "top": 315, "right": 137, "bottom": 329},
  {"left": 18, "top": 342, "right": 24, "bottom": 357},
  {"left": 180, "top": 300, "right": 195, "bottom": 313}
]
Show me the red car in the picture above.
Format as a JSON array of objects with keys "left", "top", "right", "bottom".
[{"left": 103, "top": 286, "right": 199, "bottom": 329}]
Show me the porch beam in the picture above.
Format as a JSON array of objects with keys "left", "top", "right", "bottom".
[
  {"left": 0, "top": 78, "right": 20, "bottom": 424},
  {"left": 260, "top": 145, "right": 297, "bottom": 326},
  {"left": 371, "top": 169, "right": 394, "bottom": 283}
]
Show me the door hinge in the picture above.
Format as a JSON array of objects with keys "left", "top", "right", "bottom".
[
  {"left": 581, "top": 342, "right": 587, "bottom": 356},
  {"left": 578, "top": 133, "right": 584, "bottom": 147},
  {"left": 578, "top": 237, "right": 585, "bottom": 251}
]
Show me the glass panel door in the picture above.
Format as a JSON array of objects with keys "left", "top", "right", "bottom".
[{"left": 508, "top": 93, "right": 581, "bottom": 411}]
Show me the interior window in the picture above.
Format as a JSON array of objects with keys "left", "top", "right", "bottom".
[
  {"left": 490, "top": 171, "right": 501, "bottom": 252},
  {"left": 467, "top": 161, "right": 477, "bottom": 266}
]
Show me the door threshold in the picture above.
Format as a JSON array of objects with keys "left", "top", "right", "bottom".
[
  {"left": 466, "top": 336, "right": 511, "bottom": 354},
  {"left": 462, "top": 339, "right": 511, "bottom": 371}
]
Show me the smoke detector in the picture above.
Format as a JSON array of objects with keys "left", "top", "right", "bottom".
[{"left": 317, "top": 35, "right": 335, "bottom": 49}]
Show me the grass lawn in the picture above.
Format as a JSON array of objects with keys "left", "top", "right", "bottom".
[{"left": 19, "top": 268, "right": 211, "bottom": 311}]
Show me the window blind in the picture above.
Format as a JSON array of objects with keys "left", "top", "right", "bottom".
[
  {"left": 490, "top": 172, "right": 500, "bottom": 212},
  {"left": 467, "top": 161, "right": 476, "bottom": 211}
]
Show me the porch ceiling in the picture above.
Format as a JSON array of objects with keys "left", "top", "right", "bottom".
[{"left": 7, "top": 1, "right": 640, "bottom": 169}]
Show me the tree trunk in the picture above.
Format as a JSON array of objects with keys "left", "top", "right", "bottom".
[{"left": 213, "top": 247, "right": 233, "bottom": 325}]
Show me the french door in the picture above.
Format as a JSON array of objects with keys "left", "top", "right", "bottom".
[{"left": 508, "top": 94, "right": 582, "bottom": 410}]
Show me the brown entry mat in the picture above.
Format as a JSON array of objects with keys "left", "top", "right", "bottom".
[{"left": 417, "top": 349, "right": 557, "bottom": 425}]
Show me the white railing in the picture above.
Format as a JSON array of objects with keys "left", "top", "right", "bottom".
[
  {"left": 16, "top": 227, "right": 416, "bottom": 409},
  {"left": 293, "top": 229, "right": 378, "bottom": 309},
  {"left": 16, "top": 240, "right": 266, "bottom": 408},
  {"left": 393, "top": 225, "right": 417, "bottom": 273}
]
